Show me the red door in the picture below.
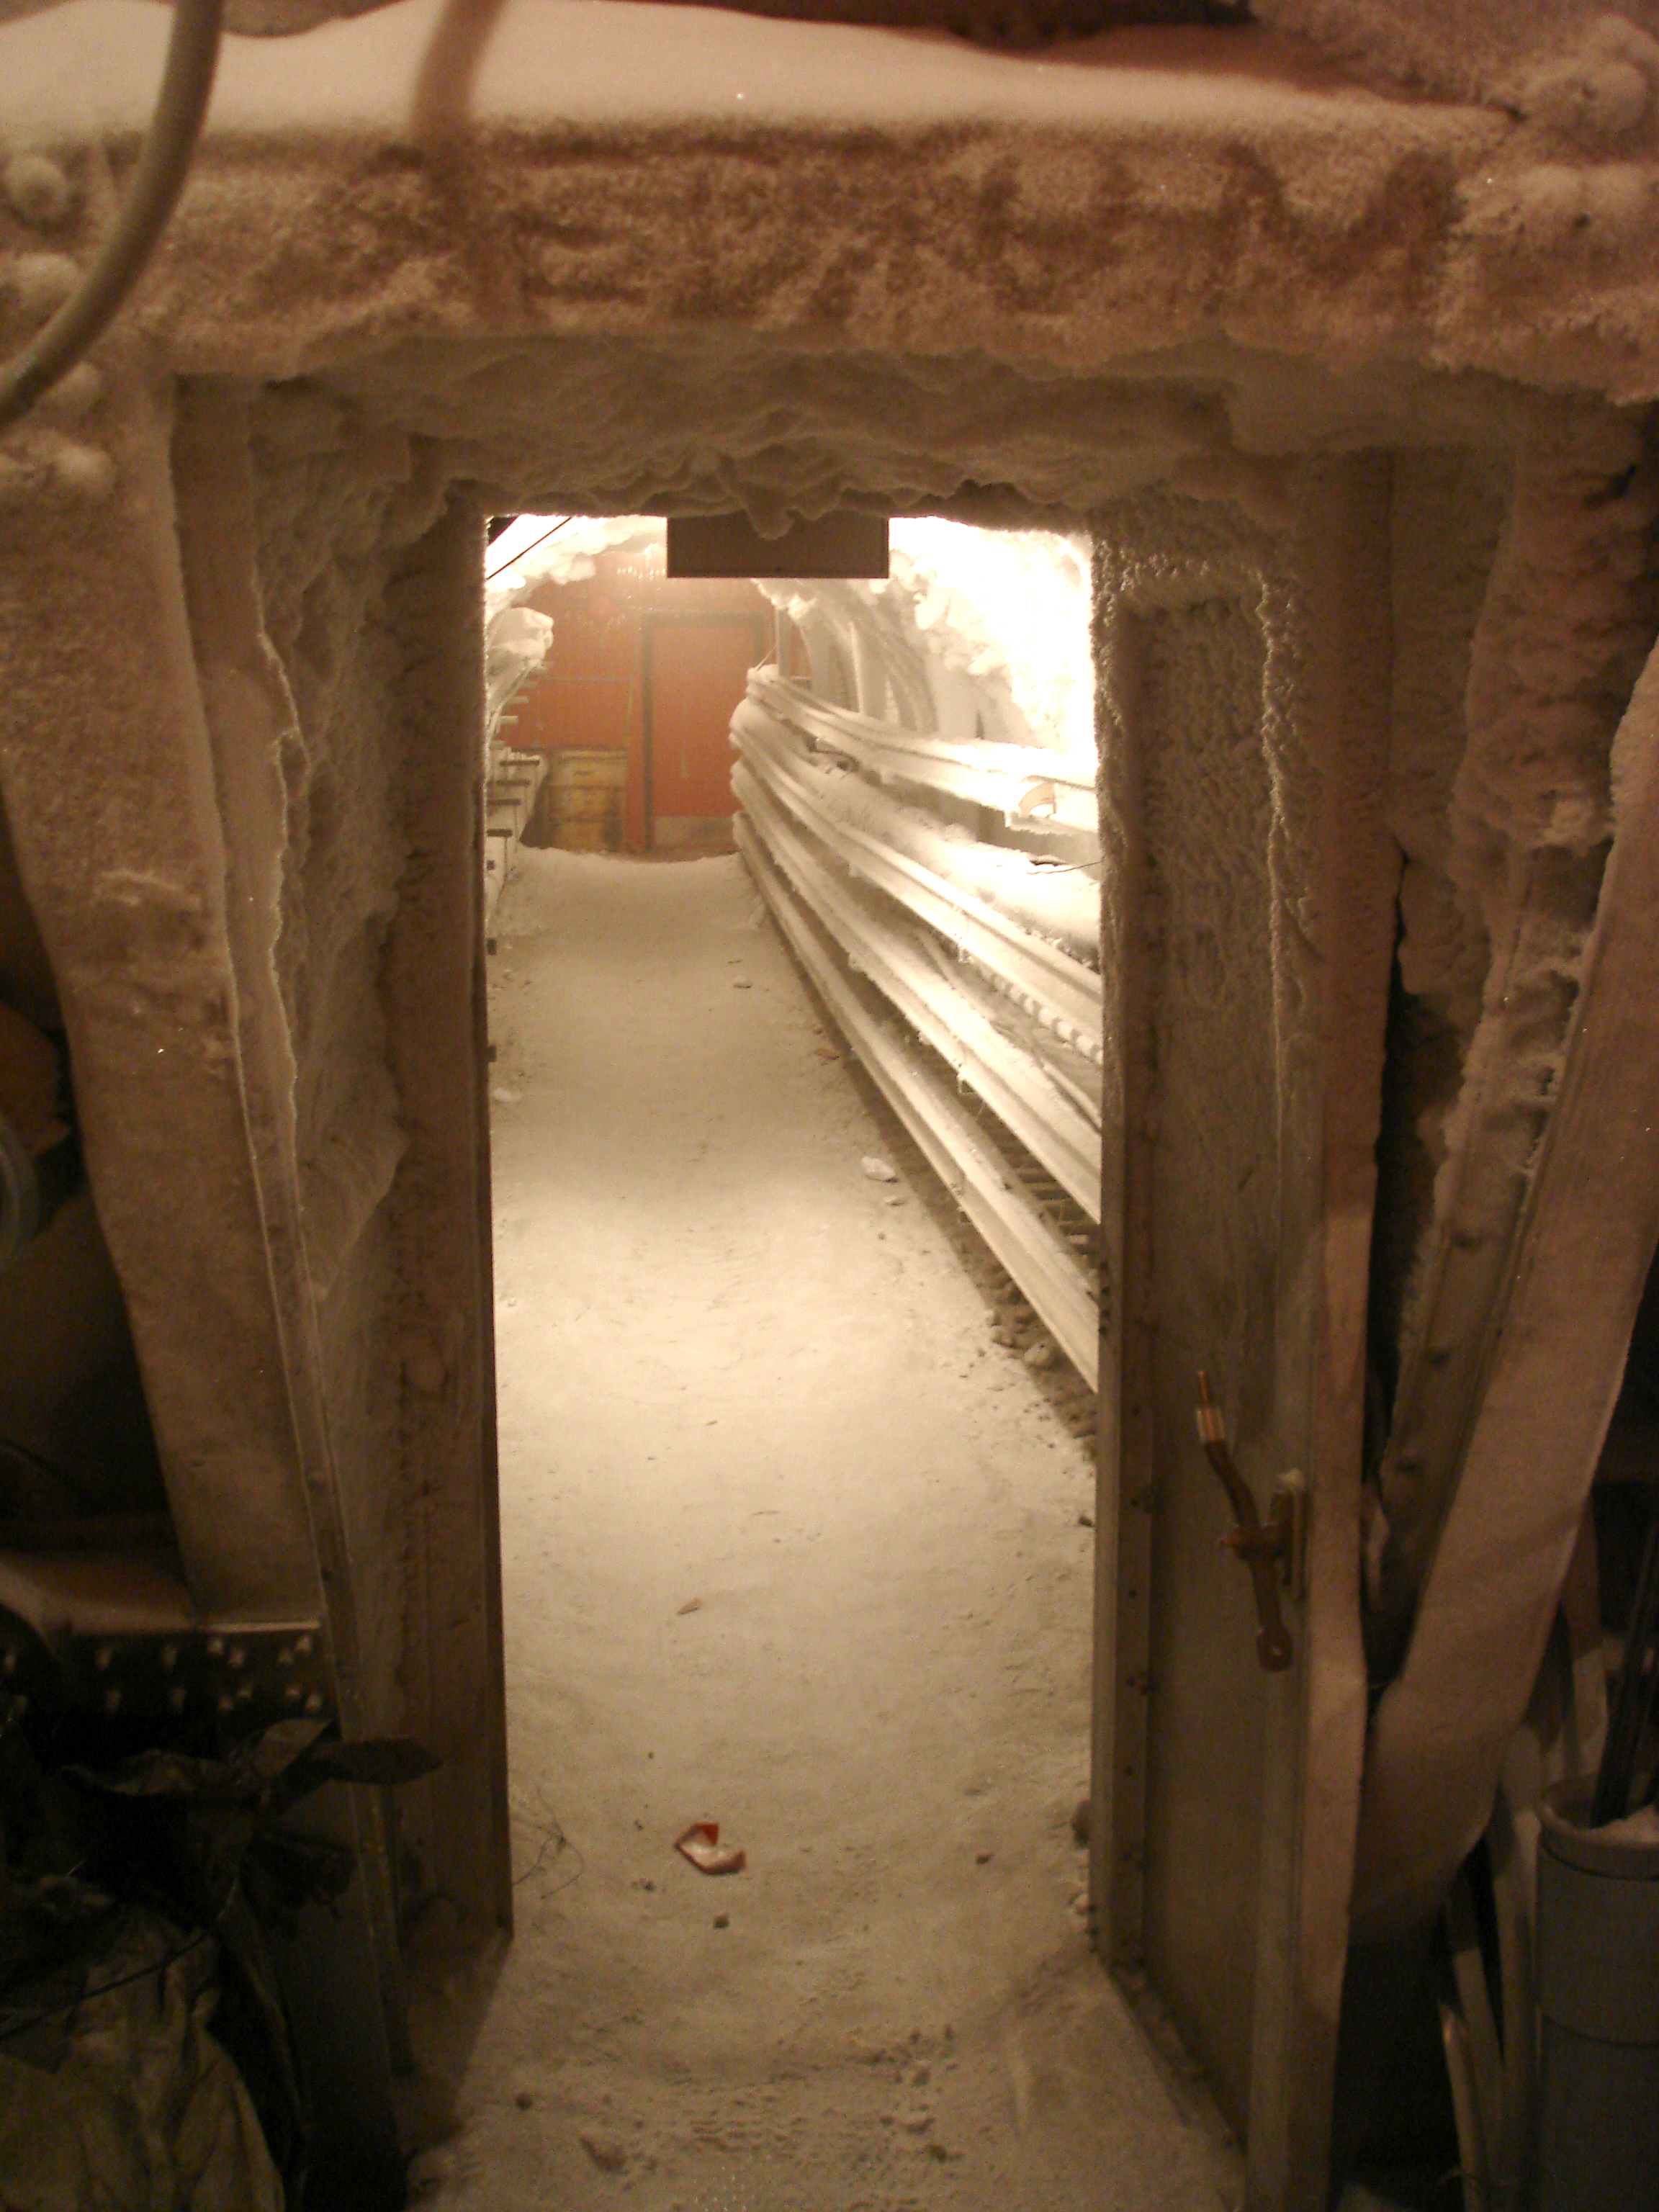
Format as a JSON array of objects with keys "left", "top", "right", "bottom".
[{"left": 645, "top": 616, "right": 765, "bottom": 850}]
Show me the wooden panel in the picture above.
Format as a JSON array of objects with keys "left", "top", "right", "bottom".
[
  {"left": 1138, "top": 593, "right": 1276, "bottom": 2133},
  {"left": 1091, "top": 606, "right": 1151, "bottom": 1972},
  {"left": 515, "top": 559, "right": 772, "bottom": 853},
  {"left": 646, "top": 614, "right": 764, "bottom": 837},
  {"left": 544, "top": 747, "right": 627, "bottom": 853},
  {"left": 1095, "top": 467, "right": 1394, "bottom": 2210},
  {"left": 513, "top": 563, "right": 643, "bottom": 845},
  {"left": 1247, "top": 464, "right": 1395, "bottom": 2212}
]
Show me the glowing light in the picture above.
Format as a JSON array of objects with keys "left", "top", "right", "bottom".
[
  {"left": 486, "top": 516, "right": 665, "bottom": 616},
  {"left": 486, "top": 513, "right": 570, "bottom": 577},
  {"left": 888, "top": 519, "right": 1094, "bottom": 759}
]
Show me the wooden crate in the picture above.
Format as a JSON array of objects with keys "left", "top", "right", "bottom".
[
  {"left": 544, "top": 748, "right": 626, "bottom": 853},
  {"left": 548, "top": 750, "right": 628, "bottom": 789}
]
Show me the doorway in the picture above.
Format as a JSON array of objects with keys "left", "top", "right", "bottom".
[{"left": 417, "top": 516, "right": 1237, "bottom": 2208}]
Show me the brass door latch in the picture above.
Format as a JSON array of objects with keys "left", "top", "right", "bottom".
[{"left": 1195, "top": 1372, "right": 1303, "bottom": 1673}]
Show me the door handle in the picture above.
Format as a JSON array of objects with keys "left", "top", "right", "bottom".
[{"left": 1195, "top": 1372, "right": 1296, "bottom": 1673}]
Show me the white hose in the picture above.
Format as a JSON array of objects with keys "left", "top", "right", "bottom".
[{"left": 0, "top": 0, "right": 225, "bottom": 430}]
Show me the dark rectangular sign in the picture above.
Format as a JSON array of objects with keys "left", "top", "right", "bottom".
[{"left": 667, "top": 511, "right": 889, "bottom": 580}]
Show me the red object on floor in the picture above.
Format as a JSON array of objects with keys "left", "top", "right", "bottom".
[{"left": 675, "top": 1820, "right": 747, "bottom": 1875}]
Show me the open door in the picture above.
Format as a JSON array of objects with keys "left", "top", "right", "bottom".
[{"left": 1091, "top": 463, "right": 1398, "bottom": 2211}]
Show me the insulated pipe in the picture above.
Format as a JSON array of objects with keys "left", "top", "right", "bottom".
[
  {"left": 0, "top": 0, "right": 225, "bottom": 430},
  {"left": 1537, "top": 1781, "right": 1659, "bottom": 2211}
]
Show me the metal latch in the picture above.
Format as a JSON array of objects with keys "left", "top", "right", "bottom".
[{"left": 1195, "top": 1372, "right": 1303, "bottom": 1673}]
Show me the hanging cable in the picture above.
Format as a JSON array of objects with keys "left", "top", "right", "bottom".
[
  {"left": 0, "top": 0, "right": 226, "bottom": 432},
  {"left": 485, "top": 516, "right": 571, "bottom": 583}
]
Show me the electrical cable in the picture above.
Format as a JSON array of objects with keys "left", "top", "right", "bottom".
[
  {"left": 0, "top": 0, "right": 227, "bottom": 432},
  {"left": 485, "top": 516, "right": 570, "bottom": 583}
]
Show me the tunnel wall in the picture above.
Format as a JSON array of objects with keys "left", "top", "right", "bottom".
[{"left": 163, "top": 379, "right": 508, "bottom": 1926}]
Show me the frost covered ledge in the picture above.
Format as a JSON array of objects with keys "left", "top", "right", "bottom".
[{"left": 4, "top": 0, "right": 1657, "bottom": 409}]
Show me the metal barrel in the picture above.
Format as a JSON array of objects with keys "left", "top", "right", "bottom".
[{"left": 1537, "top": 1779, "right": 1659, "bottom": 2212}]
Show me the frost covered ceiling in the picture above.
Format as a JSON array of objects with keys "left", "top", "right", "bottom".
[{"left": 313, "top": 334, "right": 1540, "bottom": 527}]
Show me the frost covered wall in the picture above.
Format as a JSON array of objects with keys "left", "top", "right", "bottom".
[
  {"left": 240, "top": 390, "right": 415, "bottom": 1753},
  {"left": 166, "top": 382, "right": 508, "bottom": 1928},
  {"left": 839, "top": 521, "right": 1095, "bottom": 757}
]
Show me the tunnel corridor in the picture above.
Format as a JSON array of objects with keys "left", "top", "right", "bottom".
[{"left": 402, "top": 847, "right": 1230, "bottom": 2209}]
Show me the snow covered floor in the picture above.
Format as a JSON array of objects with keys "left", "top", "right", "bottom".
[{"left": 405, "top": 849, "right": 1236, "bottom": 2211}]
